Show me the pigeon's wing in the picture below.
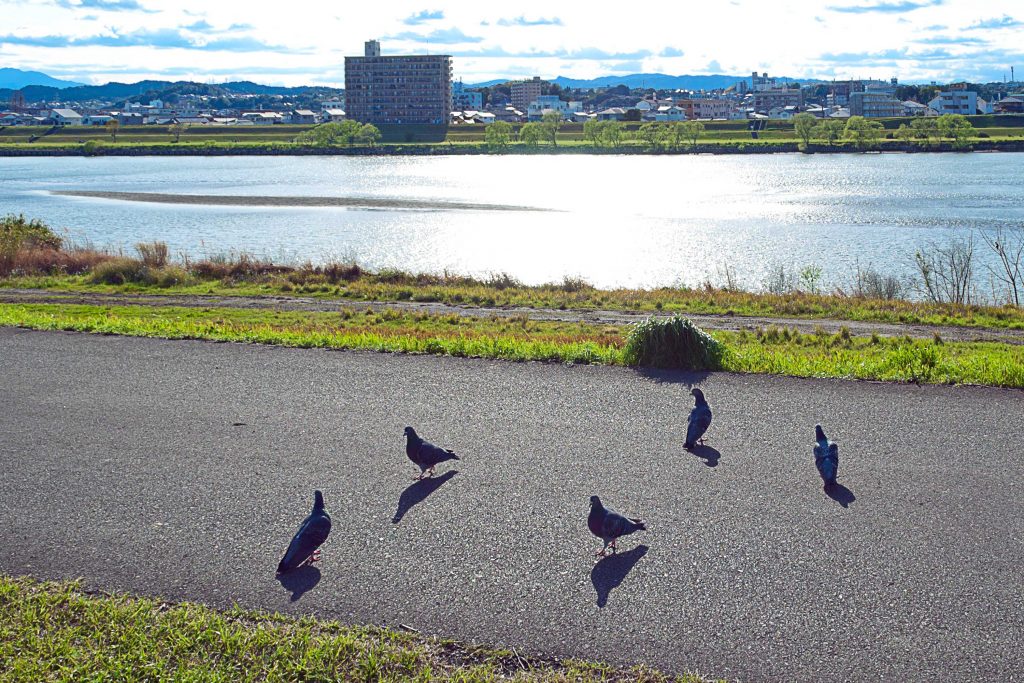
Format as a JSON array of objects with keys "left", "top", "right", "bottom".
[
  {"left": 419, "top": 440, "right": 456, "bottom": 467},
  {"left": 601, "top": 509, "right": 629, "bottom": 539},
  {"left": 686, "top": 405, "right": 712, "bottom": 445},
  {"left": 278, "top": 514, "right": 331, "bottom": 573},
  {"left": 828, "top": 443, "right": 839, "bottom": 461},
  {"left": 813, "top": 443, "right": 826, "bottom": 459}
]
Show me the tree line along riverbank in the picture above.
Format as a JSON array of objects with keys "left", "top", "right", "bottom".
[{"left": 1, "top": 114, "right": 1021, "bottom": 156}]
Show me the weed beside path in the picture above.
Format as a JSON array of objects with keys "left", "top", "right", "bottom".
[{"left": 0, "top": 575, "right": 710, "bottom": 682}]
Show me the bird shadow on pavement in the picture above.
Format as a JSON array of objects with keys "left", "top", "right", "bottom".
[
  {"left": 393, "top": 470, "right": 458, "bottom": 524},
  {"left": 591, "top": 544, "right": 649, "bottom": 608},
  {"left": 277, "top": 564, "right": 321, "bottom": 602},
  {"left": 825, "top": 482, "right": 856, "bottom": 508},
  {"left": 689, "top": 444, "right": 721, "bottom": 467}
]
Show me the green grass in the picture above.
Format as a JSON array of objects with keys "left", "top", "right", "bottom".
[
  {"left": 7, "top": 271, "right": 1024, "bottom": 331},
  {"left": 0, "top": 575, "right": 708, "bottom": 683},
  {"left": 2, "top": 303, "right": 1023, "bottom": 388},
  {"left": 3, "top": 116, "right": 1022, "bottom": 152}
]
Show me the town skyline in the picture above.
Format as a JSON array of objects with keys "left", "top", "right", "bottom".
[{"left": 2, "top": 0, "right": 1022, "bottom": 87}]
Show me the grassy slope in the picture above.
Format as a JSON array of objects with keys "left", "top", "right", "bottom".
[
  {"left": 7, "top": 274, "right": 1024, "bottom": 331},
  {"left": 0, "top": 576, "right": 708, "bottom": 683},
  {"left": 2, "top": 302, "right": 1023, "bottom": 387}
]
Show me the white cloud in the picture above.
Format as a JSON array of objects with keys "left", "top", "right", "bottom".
[{"left": 2, "top": 0, "right": 1021, "bottom": 85}]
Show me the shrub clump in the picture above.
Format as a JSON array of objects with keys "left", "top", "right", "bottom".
[
  {"left": 623, "top": 315, "right": 725, "bottom": 369},
  {"left": 90, "top": 258, "right": 152, "bottom": 285},
  {"left": 1, "top": 215, "right": 66, "bottom": 276}
]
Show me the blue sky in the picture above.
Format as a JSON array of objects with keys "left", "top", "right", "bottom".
[{"left": 2, "top": 0, "right": 1022, "bottom": 86}]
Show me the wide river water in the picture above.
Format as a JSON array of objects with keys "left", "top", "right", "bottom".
[{"left": 2, "top": 153, "right": 1022, "bottom": 291}]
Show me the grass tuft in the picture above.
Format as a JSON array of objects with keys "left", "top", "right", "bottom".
[{"left": 623, "top": 315, "right": 725, "bottom": 370}]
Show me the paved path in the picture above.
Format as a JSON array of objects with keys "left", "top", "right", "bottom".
[
  {"left": 4, "top": 287, "right": 1024, "bottom": 345},
  {"left": 1, "top": 328, "right": 1021, "bottom": 682}
]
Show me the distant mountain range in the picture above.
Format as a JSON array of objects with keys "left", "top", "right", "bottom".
[
  {"left": 0, "top": 70, "right": 341, "bottom": 105},
  {"left": 0, "top": 68, "right": 83, "bottom": 90}
]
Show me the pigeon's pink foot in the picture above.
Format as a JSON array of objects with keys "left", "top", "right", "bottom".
[
  {"left": 594, "top": 548, "right": 607, "bottom": 557},
  {"left": 310, "top": 549, "right": 321, "bottom": 564}
]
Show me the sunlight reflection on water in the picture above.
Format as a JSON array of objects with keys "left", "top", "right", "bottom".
[{"left": 2, "top": 153, "right": 1022, "bottom": 290}]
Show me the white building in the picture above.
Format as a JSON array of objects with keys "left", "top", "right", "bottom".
[
  {"left": 50, "top": 108, "right": 83, "bottom": 126},
  {"left": 928, "top": 90, "right": 979, "bottom": 116},
  {"left": 527, "top": 95, "right": 582, "bottom": 121}
]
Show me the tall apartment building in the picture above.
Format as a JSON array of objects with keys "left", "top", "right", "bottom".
[
  {"left": 511, "top": 77, "right": 544, "bottom": 111},
  {"left": 345, "top": 40, "right": 452, "bottom": 128}
]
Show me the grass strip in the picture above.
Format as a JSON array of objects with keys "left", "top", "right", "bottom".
[
  {"left": 0, "top": 575, "right": 710, "bottom": 682},
  {"left": 2, "top": 303, "right": 1023, "bottom": 388},
  {"left": 7, "top": 274, "right": 1024, "bottom": 331}
]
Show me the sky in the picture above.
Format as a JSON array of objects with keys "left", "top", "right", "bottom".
[{"left": 2, "top": 0, "right": 1022, "bottom": 86}]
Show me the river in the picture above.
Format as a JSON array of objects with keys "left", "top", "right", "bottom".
[{"left": 2, "top": 153, "right": 1022, "bottom": 293}]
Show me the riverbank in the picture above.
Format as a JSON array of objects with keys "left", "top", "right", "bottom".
[{"left": 4, "top": 138, "right": 1024, "bottom": 156}]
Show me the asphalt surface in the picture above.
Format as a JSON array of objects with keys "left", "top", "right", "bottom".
[
  {"left": 5, "top": 287, "right": 1024, "bottom": 345},
  {"left": 1, "top": 328, "right": 1022, "bottom": 682}
]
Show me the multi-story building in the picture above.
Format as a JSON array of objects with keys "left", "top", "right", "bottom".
[
  {"left": 451, "top": 81, "right": 483, "bottom": 111},
  {"left": 676, "top": 98, "right": 733, "bottom": 120},
  {"left": 849, "top": 92, "right": 903, "bottom": 118},
  {"left": 511, "top": 77, "right": 544, "bottom": 112},
  {"left": 928, "top": 89, "right": 979, "bottom": 116},
  {"left": 751, "top": 87, "right": 803, "bottom": 113},
  {"left": 827, "top": 80, "right": 864, "bottom": 107},
  {"left": 345, "top": 40, "right": 452, "bottom": 129}
]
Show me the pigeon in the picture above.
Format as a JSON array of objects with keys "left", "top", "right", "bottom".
[
  {"left": 276, "top": 490, "right": 331, "bottom": 575},
  {"left": 588, "top": 496, "right": 646, "bottom": 557},
  {"left": 404, "top": 426, "right": 460, "bottom": 480},
  {"left": 813, "top": 424, "right": 839, "bottom": 487},
  {"left": 684, "top": 387, "right": 713, "bottom": 450}
]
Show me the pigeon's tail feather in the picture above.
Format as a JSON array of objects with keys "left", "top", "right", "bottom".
[{"left": 631, "top": 518, "right": 647, "bottom": 531}]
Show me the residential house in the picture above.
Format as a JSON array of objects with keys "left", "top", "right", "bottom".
[
  {"left": 81, "top": 114, "right": 114, "bottom": 126},
  {"left": 653, "top": 105, "right": 686, "bottom": 121},
  {"left": 596, "top": 107, "right": 627, "bottom": 121},
  {"left": 50, "top": 108, "right": 83, "bottom": 126},
  {"left": 994, "top": 96, "right": 1024, "bottom": 114},
  {"left": 321, "top": 109, "right": 346, "bottom": 122},
  {"left": 289, "top": 109, "right": 318, "bottom": 125},
  {"left": 902, "top": 100, "right": 934, "bottom": 117},
  {"left": 527, "top": 95, "right": 581, "bottom": 121}
]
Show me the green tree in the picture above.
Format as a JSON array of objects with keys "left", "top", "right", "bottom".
[
  {"left": 583, "top": 118, "right": 602, "bottom": 146},
  {"left": 910, "top": 117, "right": 940, "bottom": 147},
  {"left": 541, "top": 110, "right": 562, "bottom": 146},
  {"left": 843, "top": 116, "right": 884, "bottom": 150},
  {"left": 679, "top": 120, "right": 705, "bottom": 148},
  {"left": 813, "top": 119, "right": 844, "bottom": 146},
  {"left": 294, "top": 120, "right": 361, "bottom": 146},
  {"left": 637, "top": 122, "right": 670, "bottom": 150},
  {"left": 937, "top": 114, "right": 975, "bottom": 149},
  {"left": 519, "top": 122, "right": 544, "bottom": 146},
  {"left": 484, "top": 120, "right": 513, "bottom": 150},
  {"left": 105, "top": 118, "right": 119, "bottom": 142},
  {"left": 895, "top": 123, "right": 915, "bottom": 145},
  {"left": 168, "top": 122, "right": 188, "bottom": 143},
  {"left": 792, "top": 113, "right": 817, "bottom": 149},
  {"left": 354, "top": 123, "right": 381, "bottom": 147},
  {"left": 598, "top": 120, "right": 624, "bottom": 148}
]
